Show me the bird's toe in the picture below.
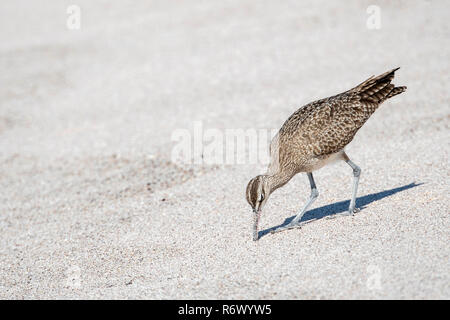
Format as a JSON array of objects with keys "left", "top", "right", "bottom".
[{"left": 271, "top": 222, "right": 301, "bottom": 234}]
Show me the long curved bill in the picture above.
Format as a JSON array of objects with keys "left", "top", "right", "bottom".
[{"left": 253, "top": 209, "right": 261, "bottom": 241}]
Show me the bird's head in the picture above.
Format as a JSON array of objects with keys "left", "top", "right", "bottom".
[
  {"left": 246, "top": 175, "right": 272, "bottom": 214},
  {"left": 246, "top": 175, "right": 272, "bottom": 241}
]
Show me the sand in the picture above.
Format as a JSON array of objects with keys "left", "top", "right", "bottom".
[{"left": 0, "top": 0, "right": 449, "bottom": 299}]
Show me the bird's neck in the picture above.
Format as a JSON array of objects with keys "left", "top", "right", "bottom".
[{"left": 266, "top": 170, "right": 295, "bottom": 194}]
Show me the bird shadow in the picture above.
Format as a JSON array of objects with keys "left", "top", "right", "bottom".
[{"left": 258, "top": 182, "right": 424, "bottom": 239}]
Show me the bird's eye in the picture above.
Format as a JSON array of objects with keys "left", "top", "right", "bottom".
[{"left": 260, "top": 194, "right": 265, "bottom": 201}]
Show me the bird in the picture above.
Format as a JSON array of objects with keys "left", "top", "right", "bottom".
[{"left": 246, "top": 68, "right": 406, "bottom": 241}]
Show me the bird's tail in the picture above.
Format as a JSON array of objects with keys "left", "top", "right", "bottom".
[
  {"left": 385, "top": 86, "right": 407, "bottom": 99},
  {"left": 352, "top": 67, "right": 406, "bottom": 104}
]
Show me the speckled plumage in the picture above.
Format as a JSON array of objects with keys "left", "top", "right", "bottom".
[
  {"left": 266, "top": 68, "right": 405, "bottom": 188},
  {"left": 247, "top": 68, "right": 406, "bottom": 240}
]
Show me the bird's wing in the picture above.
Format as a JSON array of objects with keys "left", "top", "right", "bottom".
[
  {"left": 280, "top": 93, "right": 368, "bottom": 158},
  {"left": 307, "top": 93, "right": 368, "bottom": 157},
  {"left": 278, "top": 68, "right": 405, "bottom": 161}
]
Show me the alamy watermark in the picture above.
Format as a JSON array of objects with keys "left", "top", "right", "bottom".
[
  {"left": 67, "top": 5, "right": 81, "bottom": 30},
  {"left": 65, "top": 265, "right": 82, "bottom": 288},
  {"left": 171, "top": 121, "right": 278, "bottom": 166},
  {"left": 366, "top": 5, "right": 381, "bottom": 30},
  {"left": 366, "top": 265, "right": 382, "bottom": 291}
]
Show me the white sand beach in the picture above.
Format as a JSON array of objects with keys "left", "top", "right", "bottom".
[{"left": 0, "top": 0, "right": 449, "bottom": 299}]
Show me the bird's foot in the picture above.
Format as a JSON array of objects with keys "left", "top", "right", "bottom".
[
  {"left": 270, "top": 219, "right": 315, "bottom": 235},
  {"left": 270, "top": 223, "right": 301, "bottom": 234},
  {"left": 327, "top": 208, "right": 360, "bottom": 220}
]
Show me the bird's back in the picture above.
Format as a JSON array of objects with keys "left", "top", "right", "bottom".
[{"left": 271, "top": 68, "right": 406, "bottom": 173}]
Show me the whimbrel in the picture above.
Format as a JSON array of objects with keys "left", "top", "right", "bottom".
[{"left": 246, "top": 68, "right": 406, "bottom": 240}]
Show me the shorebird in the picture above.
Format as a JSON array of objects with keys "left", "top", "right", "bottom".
[{"left": 246, "top": 68, "right": 406, "bottom": 240}]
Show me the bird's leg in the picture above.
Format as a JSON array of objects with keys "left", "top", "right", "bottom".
[
  {"left": 291, "top": 172, "right": 319, "bottom": 224},
  {"left": 344, "top": 157, "right": 361, "bottom": 215},
  {"left": 271, "top": 172, "right": 318, "bottom": 234}
]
